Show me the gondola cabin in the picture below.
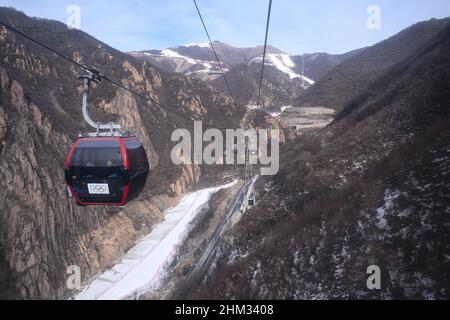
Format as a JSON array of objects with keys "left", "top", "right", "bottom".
[
  {"left": 65, "top": 135, "right": 149, "bottom": 206},
  {"left": 248, "top": 196, "right": 255, "bottom": 207}
]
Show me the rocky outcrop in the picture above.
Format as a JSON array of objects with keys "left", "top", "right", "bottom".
[
  {"left": 11, "top": 80, "right": 28, "bottom": 112},
  {"left": 0, "top": 67, "right": 9, "bottom": 90},
  {"left": 178, "top": 93, "right": 207, "bottom": 116},
  {"left": 1, "top": 70, "right": 103, "bottom": 297},
  {"left": 169, "top": 164, "right": 202, "bottom": 197},
  {"left": 241, "top": 110, "right": 295, "bottom": 145},
  {"left": 98, "top": 90, "right": 159, "bottom": 169},
  {"left": 0, "top": 106, "right": 7, "bottom": 143}
]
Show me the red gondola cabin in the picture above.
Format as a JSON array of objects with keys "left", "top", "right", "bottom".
[{"left": 65, "top": 136, "right": 149, "bottom": 206}]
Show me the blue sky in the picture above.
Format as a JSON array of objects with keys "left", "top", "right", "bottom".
[{"left": 1, "top": 0, "right": 449, "bottom": 54}]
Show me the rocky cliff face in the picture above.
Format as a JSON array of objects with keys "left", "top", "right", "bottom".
[
  {"left": 0, "top": 7, "right": 252, "bottom": 299},
  {"left": 0, "top": 72, "right": 111, "bottom": 298}
]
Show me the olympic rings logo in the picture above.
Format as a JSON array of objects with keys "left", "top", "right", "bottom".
[
  {"left": 90, "top": 185, "right": 106, "bottom": 192},
  {"left": 88, "top": 184, "right": 109, "bottom": 194}
]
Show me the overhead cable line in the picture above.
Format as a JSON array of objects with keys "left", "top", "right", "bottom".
[
  {"left": 0, "top": 19, "right": 191, "bottom": 121},
  {"left": 192, "top": 0, "right": 237, "bottom": 106},
  {"left": 256, "top": 0, "right": 273, "bottom": 110},
  {"left": 0, "top": 19, "right": 90, "bottom": 70}
]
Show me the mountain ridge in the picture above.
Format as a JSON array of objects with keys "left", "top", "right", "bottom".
[{"left": 130, "top": 41, "right": 357, "bottom": 109}]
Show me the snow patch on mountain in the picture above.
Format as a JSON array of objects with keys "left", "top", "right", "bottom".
[
  {"left": 160, "top": 49, "right": 197, "bottom": 65},
  {"left": 250, "top": 54, "right": 315, "bottom": 85},
  {"left": 155, "top": 49, "right": 223, "bottom": 75},
  {"left": 185, "top": 42, "right": 210, "bottom": 48},
  {"left": 281, "top": 106, "right": 293, "bottom": 113}
]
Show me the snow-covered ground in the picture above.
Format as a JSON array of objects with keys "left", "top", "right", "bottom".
[
  {"left": 160, "top": 49, "right": 198, "bottom": 65},
  {"left": 246, "top": 105, "right": 290, "bottom": 118},
  {"left": 184, "top": 42, "right": 210, "bottom": 48},
  {"left": 138, "top": 49, "right": 222, "bottom": 75},
  {"left": 281, "top": 106, "right": 293, "bottom": 113},
  {"left": 249, "top": 54, "right": 315, "bottom": 85},
  {"left": 268, "top": 111, "right": 281, "bottom": 118},
  {"left": 247, "top": 105, "right": 281, "bottom": 117},
  {"left": 75, "top": 181, "right": 237, "bottom": 300}
]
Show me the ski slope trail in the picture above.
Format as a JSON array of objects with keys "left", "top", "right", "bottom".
[{"left": 75, "top": 181, "right": 237, "bottom": 300}]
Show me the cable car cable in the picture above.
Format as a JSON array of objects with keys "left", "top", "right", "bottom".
[
  {"left": 0, "top": 19, "right": 193, "bottom": 121},
  {"left": 192, "top": 0, "right": 237, "bottom": 106},
  {"left": 256, "top": 0, "right": 273, "bottom": 109},
  {"left": 0, "top": 19, "right": 90, "bottom": 71}
]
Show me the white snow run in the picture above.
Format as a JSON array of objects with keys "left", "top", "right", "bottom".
[
  {"left": 75, "top": 181, "right": 237, "bottom": 300},
  {"left": 250, "top": 54, "right": 315, "bottom": 84}
]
